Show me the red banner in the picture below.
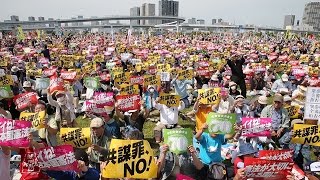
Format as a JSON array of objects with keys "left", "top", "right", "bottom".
[
  {"left": 244, "top": 157, "right": 294, "bottom": 180},
  {"left": 130, "top": 76, "right": 144, "bottom": 85},
  {"left": 35, "top": 145, "right": 78, "bottom": 171},
  {"left": 43, "top": 68, "right": 57, "bottom": 77},
  {"left": 196, "top": 67, "right": 210, "bottom": 76},
  {"left": 13, "top": 92, "right": 38, "bottom": 110},
  {"left": 49, "top": 76, "right": 65, "bottom": 94},
  {"left": 116, "top": 94, "right": 141, "bottom": 112},
  {"left": 259, "top": 150, "right": 293, "bottom": 162},
  {"left": 60, "top": 71, "right": 77, "bottom": 81}
]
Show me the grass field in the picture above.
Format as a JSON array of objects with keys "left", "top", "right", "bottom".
[{"left": 75, "top": 107, "right": 195, "bottom": 155}]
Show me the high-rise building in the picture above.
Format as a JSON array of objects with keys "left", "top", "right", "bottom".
[
  {"left": 302, "top": 1, "right": 320, "bottom": 31},
  {"left": 28, "top": 16, "right": 35, "bottom": 21},
  {"left": 217, "top": 18, "right": 223, "bottom": 23},
  {"left": 197, "top": 19, "right": 205, "bottom": 25},
  {"left": 188, "top": 18, "right": 196, "bottom": 24},
  {"left": 159, "top": 0, "right": 179, "bottom": 23},
  {"left": 212, "top": 19, "right": 217, "bottom": 24},
  {"left": 283, "top": 15, "right": 295, "bottom": 29},
  {"left": 140, "top": 3, "right": 156, "bottom": 25},
  {"left": 10, "top": 15, "right": 19, "bottom": 22},
  {"left": 130, "top": 7, "right": 140, "bottom": 25},
  {"left": 38, "top": 17, "right": 45, "bottom": 21}
]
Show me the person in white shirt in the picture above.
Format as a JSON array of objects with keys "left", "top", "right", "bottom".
[
  {"left": 213, "top": 89, "right": 235, "bottom": 114},
  {"left": 153, "top": 97, "right": 185, "bottom": 143}
]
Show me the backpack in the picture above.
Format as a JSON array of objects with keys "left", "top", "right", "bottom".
[{"left": 207, "top": 163, "right": 228, "bottom": 180}]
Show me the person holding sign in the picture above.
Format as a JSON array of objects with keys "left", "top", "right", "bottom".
[
  {"left": 171, "top": 74, "right": 193, "bottom": 108},
  {"left": 88, "top": 117, "right": 109, "bottom": 173},
  {"left": 45, "top": 149, "right": 100, "bottom": 180},
  {"left": 231, "top": 95, "right": 251, "bottom": 125},
  {"left": 47, "top": 90, "right": 76, "bottom": 128},
  {"left": 153, "top": 95, "right": 185, "bottom": 143},
  {"left": 261, "top": 94, "right": 290, "bottom": 148}
]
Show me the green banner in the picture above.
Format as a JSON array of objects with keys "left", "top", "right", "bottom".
[
  {"left": 84, "top": 77, "right": 101, "bottom": 89},
  {"left": 206, "top": 113, "right": 236, "bottom": 134},
  {"left": 163, "top": 128, "right": 192, "bottom": 155},
  {"left": 0, "top": 85, "right": 13, "bottom": 99}
]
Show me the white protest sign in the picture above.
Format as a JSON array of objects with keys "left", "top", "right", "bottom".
[
  {"left": 35, "top": 78, "right": 50, "bottom": 90},
  {"left": 304, "top": 87, "right": 320, "bottom": 120},
  {"left": 160, "top": 72, "right": 170, "bottom": 82}
]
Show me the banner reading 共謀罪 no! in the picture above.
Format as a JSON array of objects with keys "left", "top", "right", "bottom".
[
  {"left": 291, "top": 124, "right": 320, "bottom": 146},
  {"left": 102, "top": 139, "right": 157, "bottom": 179}
]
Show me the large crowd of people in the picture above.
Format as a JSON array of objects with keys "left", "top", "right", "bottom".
[{"left": 0, "top": 30, "right": 319, "bottom": 180}]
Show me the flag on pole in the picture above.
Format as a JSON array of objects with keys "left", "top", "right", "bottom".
[{"left": 17, "top": 26, "right": 25, "bottom": 41}]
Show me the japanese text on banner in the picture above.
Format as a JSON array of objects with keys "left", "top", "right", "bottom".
[
  {"left": 244, "top": 157, "right": 294, "bottom": 179},
  {"left": 19, "top": 111, "right": 46, "bottom": 130},
  {"left": 198, "top": 88, "right": 221, "bottom": 105},
  {"left": 120, "top": 84, "right": 140, "bottom": 95},
  {"left": 35, "top": 145, "right": 78, "bottom": 171},
  {"left": 60, "top": 128, "right": 91, "bottom": 148},
  {"left": 205, "top": 113, "right": 236, "bottom": 134},
  {"left": 163, "top": 128, "right": 192, "bottom": 155},
  {"left": 159, "top": 93, "right": 180, "bottom": 107},
  {"left": 291, "top": 124, "right": 320, "bottom": 146},
  {"left": 304, "top": 87, "right": 320, "bottom": 120},
  {"left": 116, "top": 94, "right": 141, "bottom": 112},
  {"left": 102, "top": 139, "right": 157, "bottom": 179},
  {"left": 0, "top": 118, "right": 31, "bottom": 147},
  {"left": 241, "top": 118, "right": 272, "bottom": 137}
]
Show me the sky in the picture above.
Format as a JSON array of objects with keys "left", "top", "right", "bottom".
[{"left": 0, "top": 0, "right": 316, "bottom": 28}]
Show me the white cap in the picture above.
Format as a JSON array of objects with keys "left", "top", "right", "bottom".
[
  {"left": 23, "top": 81, "right": 32, "bottom": 88},
  {"left": 281, "top": 74, "right": 289, "bottom": 82}
]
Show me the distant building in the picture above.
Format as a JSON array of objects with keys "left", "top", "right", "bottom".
[
  {"left": 197, "top": 19, "right": 205, "bottom": 25},
  {"left": 91, "top": 16, "right": 100, "bottom": 26},
  {"left": 140, "top": 3, "right": 156, "bottom": 25},
  {"left": 130, "top": 7, "right": 140, "bottom": 25},
  {"left": 10, "top": 15, "right": 19, "bottom": 22},
  {"left": 212, "top": 19, "right": 217, "bottom": 24},
  {"left": 78, "top": 16, "right": 84, "bottom": 26},
  {"left": 302, "top": 1, "right": 320, "bottom": 31},
  {"left": 28, "top": 16, "right": 35, "bottom": 21},
  {"left": 217, "top": 18, "right": 222, "bottom": 23},
  {"left": 38, "top": 17, "right": 45, "bottom": 21},
  {"left": 71, "top": 18, "right": 78, "bottom": 26},
  {"left": 48, "top": 18, "right": 55, "bottom": 27},
  {"left": 283, "top": 15, "right": 295, "bottom": 29},
  {"left": 159, "top": 0, "right": 179, "bottom": 24},
  {"left": 188, "top": 18, "right": 196, "bottom": 24}
]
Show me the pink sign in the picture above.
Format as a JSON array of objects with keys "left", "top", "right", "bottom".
[
  {"left": 13, "top": 92, "right": 39, "bottom": 110},
  {"left": 60, "top": 71, "right": 77, "bottom": 81},
  {"left": 83, "top": 92, "right": 115, "bottom": 115},
  {"left": 0, "top": 118, "right": 31, "bottom": 147},
  {"left": 242, "top": 117, "right": 272, "bottom": 137},
  {"left": 43, "top": 68, "right": 57, "bottom": 77},
  {"left": 35, "top": 145, "right": 78, "bottom": 171}
]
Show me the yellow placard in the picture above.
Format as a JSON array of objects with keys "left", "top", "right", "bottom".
[
  {"left": 102, "top": 139, "right": 157, "bottom": 179},
  {"left": 112, "top": 67, "right": 123, "bottom": 74},
  {"left": 177, "top": 69, "right": 193, "bottom": 80},
  {"left": 25, "top": 62, "right": 36, "bottom": 70},
  {"left": 120, "top": 84, "right": 139, "bottom": 95},
  {"left": 157, "top": 64, "right": 165, "bottom": 72},
  {"left": 0, "top": 75, "right": 14, "bottom": 86},
  {"left": 0, "top": 59, "right": 8, "bottom": 67},
  {"left": 114, "top": 72, "right": 130, "bottom": 86},
  {"left": 285, "top": 105, "right": 300, "bottom": 119},
  {"left": 27, "top": 69, "right": 42, "bottom": 77},
  {"left": 159, "top": 93, "right": 180, "bottom": 107},
  {"left": 143, "top": 75, "right": 160, "bottom": 87},
  {"left": 94, "top": 54, "right": 104, "bottom": 62},
  {"left": 19, "top": 111, "right": 46, "bottom": 130},
  {"left": 63, "top": 61, "right": 74, "bottom": 68},
  {"left": 198, "top": 88, "right": 221, "bottom": 105},
  {"left": 292, "top": 124, "right": 320, "bottom": 146},
  {"left": 60, "top": 128, "right": 91, "bottom": 148}
]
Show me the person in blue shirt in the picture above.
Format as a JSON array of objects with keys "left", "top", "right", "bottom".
[
  {"left": 44, "top": 149, "right": 100, "bottom": 180},
  {"left": 195, "top": 123, "right": 226, "bottom": 165},
  {"left": 171, "top": 74, "right": 193, "bottom": 108}
]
